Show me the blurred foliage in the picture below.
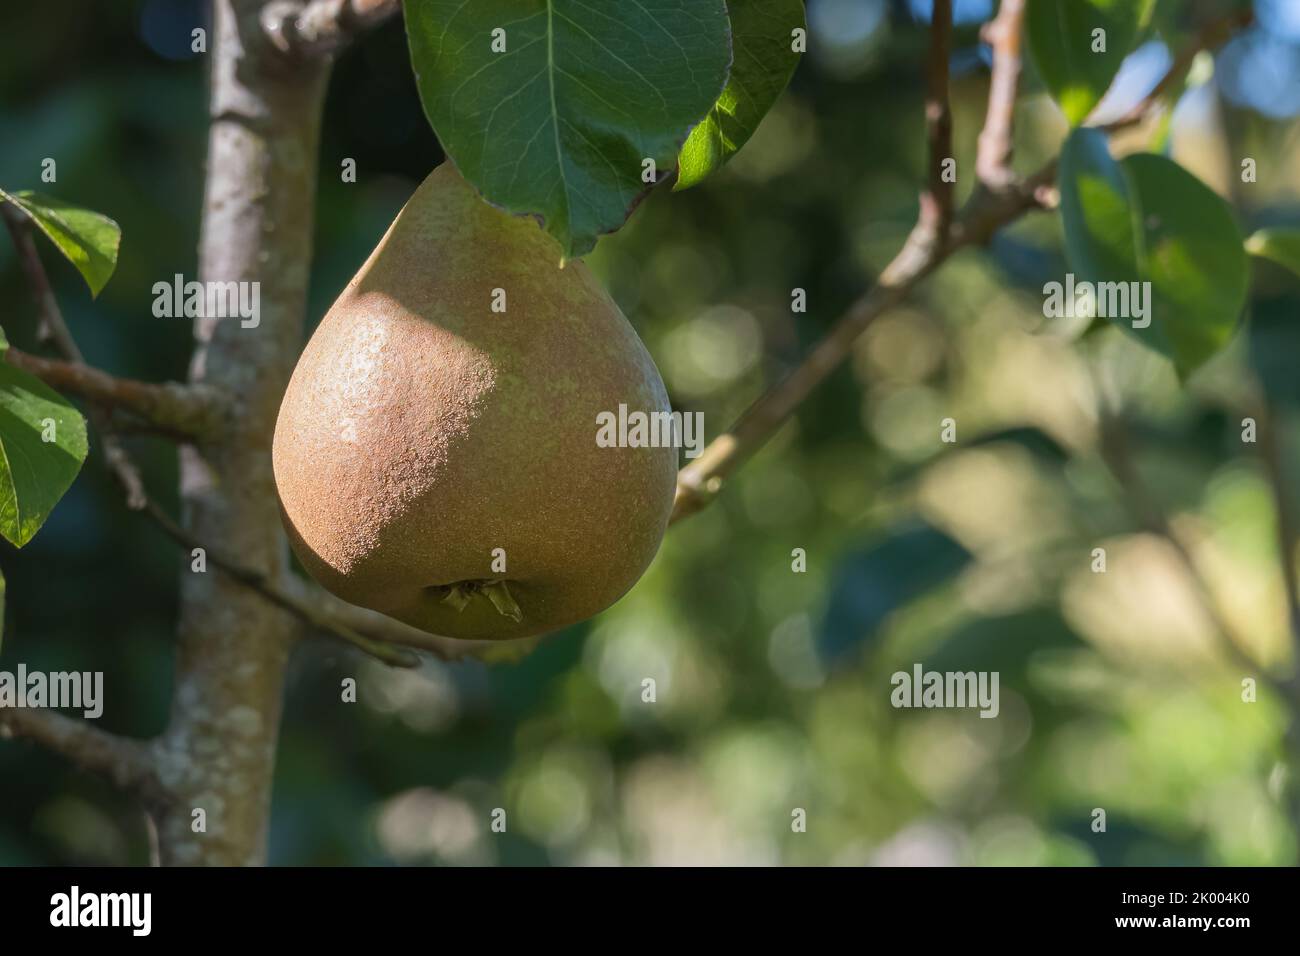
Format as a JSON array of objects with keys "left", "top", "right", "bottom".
[{"left": 1, "top": 0, "right": 1299, "bottom": 866}]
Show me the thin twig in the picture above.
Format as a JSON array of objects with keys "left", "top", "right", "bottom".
[
  {"left": 670, "top": 7, "right": 1251, "bottom": 525},
  {"left": 919, "top": 0, "right": 955, "bottom": 240},
  {"left": 262, "top": 0, "right": 400, "bottom": 59},
  {"left": 1255, "top": 402, "right": 1300, "bottom": 697},
  {"left": 280, "top": 574, "right": 500, "bottom": 662}
]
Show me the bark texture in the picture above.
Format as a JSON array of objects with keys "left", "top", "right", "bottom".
[{"left": 149, "top": 0, "right": 330, "bottom": 865}]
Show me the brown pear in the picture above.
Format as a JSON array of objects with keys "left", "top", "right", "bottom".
[{"left": 272, "top": 163, "right": 678, "bottom": 641}]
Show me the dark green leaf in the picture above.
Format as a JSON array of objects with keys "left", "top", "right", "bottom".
[
  {"left": 0, "top": 360, "right": 88, "bottom": 547},
  {"left": 675, "top": 0, "right": 803, "bottom": 191},
  {"left": 404, "top": 0, "right": 732, "bottom": 257},
  {"left": 819, "top": 522, "right": 972, "bottom": 664},
  {"left": 1025, "top": 0, "right": 1154, "bottom": 125},
  {"left": 1245, "top": 227, "right": 1300, "bottom": 278},
  {"left": 0, "top": 188, "right": 120, "bottom": 297}
]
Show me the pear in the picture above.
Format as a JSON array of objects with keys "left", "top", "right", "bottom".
[{"left": 273, "top": 164, "right": 678, "bottom": 641}]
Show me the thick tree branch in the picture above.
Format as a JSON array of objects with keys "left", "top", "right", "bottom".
[
  {"left": 919, "top": 0, "right": 955, "bottom": 240},
  {"left": 0, "top": 707, "right": 166, "bottom": 806},
  {"left": 6, "top": 348, "right": 224, "bottom": 439},
  {"left": 670, "top": 7, "right": 1250, "bottom": 525},
  {"left": 262, "top": 0, "right": 400, "bottom": 58}
]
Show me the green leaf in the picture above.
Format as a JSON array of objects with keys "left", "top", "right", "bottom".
[
  {"left": 1120, "top": 152, "right": 1248, "bottom": 374},
  {"left": 1025, "top": 0, "right": 1155, "bottom": 125},
  {"left": 1057, "top": 128, "right": 1247, "bottom": 376},
  {"left": 1245, "top": 228, "right": 1300, "bottom": 278},
  {"left": 0, "top": 188, "right": 120, "bottom": 298},
  {"left": 675, "top": 0, "right": 803, "bottom": 191},
  {"left": 0, "top": 360, "right": 88, "bottom": 547},
  {"left": 404, "top": 0, "right": 732, "bottom": 257}
]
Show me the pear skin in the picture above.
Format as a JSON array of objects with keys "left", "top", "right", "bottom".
[{"left": 273, "top": 163, "right": 678, "bottom": 641}]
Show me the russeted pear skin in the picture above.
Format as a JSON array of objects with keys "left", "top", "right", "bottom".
[{"left": 273, "top": 163, "right": 677, "bottom": 641}]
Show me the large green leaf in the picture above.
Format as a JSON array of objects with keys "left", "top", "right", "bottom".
[
  {"left": 0, "top": 359, "right": 88, "bottom": 547},
  {"left": 1057, "top": 128, "right": 1247, "bottom": 376},
  {"left": 675, "top": 0, "right": 803, "bottom": 191},
  {"left": 0, "top": 188, "right": 120, "bottom": 297},
  {"left": 404, "top": 0, "right": 732, "bottom": 257},
  {"left": 1025, "top": 0, "right": 1155, "bottom": 125},
  {"left": 1245, "top": 227, "right": 1300, "bottom": 279}
]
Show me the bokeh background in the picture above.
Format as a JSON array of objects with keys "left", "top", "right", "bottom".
[{"left": 3, "top": 0, "right": 1300, "bottom": 865}]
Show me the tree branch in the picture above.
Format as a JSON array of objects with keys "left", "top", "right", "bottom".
[
  {"left": 0, "top": 707, "right": 166, "bottom": 806},
  {"left": 919, "top": 0, "right": 955, "bottom": 240},
  {"left": 670, "top": 6, "right": 1250, "bottom": 525},
  {"left": 6, "top": 348, "right": 224, "bottom": 439},
  {"left": 670, "top": 164, "right": 1049, "bottom": 524},
  {"left": 262, "top": 0, "right": 400, "bottom": 58},
  {"left": 975, "top": 0, "right": 1025, "bottom": 190}
]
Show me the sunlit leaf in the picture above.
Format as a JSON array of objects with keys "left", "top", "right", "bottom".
[
  {"left": 0, "top": 360, "right": 88, "bottom": 547},
  {"left": 1026, "top": 0, "right": 1155, "bottom": 125},
  {"left": 0, "top": 188, "right": 120, "bottom": 297},
  {"left": 1245, "top": 227, "right": 1300, "bottom": 278},
  {"left": 675, "top": 0, "right": 803, "bottom": 191}
]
